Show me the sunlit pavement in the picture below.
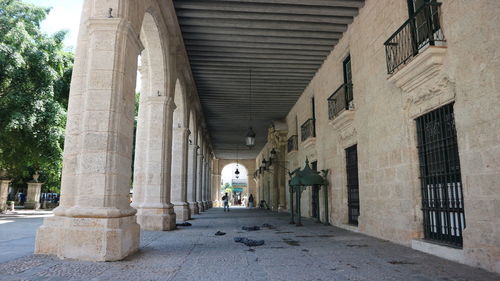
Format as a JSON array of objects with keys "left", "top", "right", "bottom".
[
  {"left": 0, "top": 210, "right": 53, "bottom": 263},
  {"left": 0, "top": 208, "right": 498, "bottom": 281}
]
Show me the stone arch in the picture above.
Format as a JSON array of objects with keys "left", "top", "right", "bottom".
[
  {"left": 132, "top": 6, "right": 178, "bottom": 231},
  {"left": 220, "top": 163, "right": 249, "bottom": 205},
  {"left": 172, "top": 78, "right": 188, "bottom": 128}
]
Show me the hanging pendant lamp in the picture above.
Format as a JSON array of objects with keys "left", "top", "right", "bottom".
[
  {"left": 235, "top": 146, "right": 240, "bottom": 179},
  {"left": 245, "top": 69, "right": 256, "bottom": 149}
]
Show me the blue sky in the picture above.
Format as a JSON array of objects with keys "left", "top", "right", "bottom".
[{"left": 24, "top": 0, "right": 84, "bottom": 50}]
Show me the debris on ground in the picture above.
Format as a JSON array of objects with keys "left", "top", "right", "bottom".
[
  {"left": 261, "top": 223, "right": 274, "bottom": 229},
  {"left": 242, "top": 226, "right": 260, "bottom": 231},
  {"left": 176, "top": 222, "right": 192, "bottom": 227},
  {"left": 388, "top": 260, "right": 415, "bottom": 265},
  {"left": 214, "top": 231, "right": 226, "bottom": 236},
  {"left": 234, "top": 237, "right": 265, "bottom": 247},
  {"left": 282, "top": 238, "right": 300, "bottom": 246}
]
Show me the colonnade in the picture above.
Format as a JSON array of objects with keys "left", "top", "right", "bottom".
[{"left": 34, "top": 0, "right": 214, "bottom": 262}]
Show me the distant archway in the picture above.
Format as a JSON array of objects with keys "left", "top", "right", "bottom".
[{"left": 220, "top": 163, "right": 248, "bottom": 206}]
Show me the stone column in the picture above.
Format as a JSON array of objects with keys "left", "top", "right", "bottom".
[
  {"left": 187, "top": 144, "right": 199, "bottom": 215},
  {"left": 170, "top": 127, "right": 190, "bottom": 221},
  {"left": 35, "top": 4, "right": 142, "bottom": 261},
  {"left": 0, "top": 179, "right": 11, "bottom": 212},
  {"left": 208, "top": 162, "right": 213, "bottom": 208},
  {"left": 131, "top": 95, "right": 177, "bottom": 231},
  {"left": 196, "top": 154, "right": 204, "bottom": 212},
  {"left": 269, "top": 166, "right": 278, "bottom": 211},
  {"left": 203, "top": 159, "right": 209, "bottom": 210},
  {"left": 25, "top": 182, "right": 43, "bottom": 210},
  {"left": 277, "top": 145, "right": 287, "bottom": 212}
]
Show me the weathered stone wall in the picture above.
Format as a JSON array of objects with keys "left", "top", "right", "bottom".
[{"left": 276, "top": 0, "right": 499, "bottom": 273}]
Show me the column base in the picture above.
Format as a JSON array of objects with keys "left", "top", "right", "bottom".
[
  {"left": 208, "top": 201, "right": 213, "bottom": 208},
  {"left": 278, "top": 205, "right": 287, "bottom": 212},
  {"left": 202, "top": 201, "right": 209, "bottom": 210},
  {"left": 35, "top": 214, "right": 139, "bottom": 261},
  {"left": 136, "top": 206, "right": 176, "bottom": 231},
  {"left": 24, "top": 201, "right": 41, "bottom": 210},
  {"left": 188, "top": 202, "right": 199, "bottom": 215},
  {"left": 198, "top": 201, "right": 205, "bottom": 212},
  {"left": 173, "top": 202, "right": 190, "bottom": 221}
]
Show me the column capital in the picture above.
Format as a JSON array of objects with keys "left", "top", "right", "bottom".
[{"left": 86, "top": 18, "right": 144, "bottom": 54}]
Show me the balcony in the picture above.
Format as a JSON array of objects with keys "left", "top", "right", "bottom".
[
  {"left": 300, "top": 118, "right": 315, "bottom": 142},
  {"left": 287, "top": 135, "right": 298, "bottom": 153},
  {"left": 328, "top": 83, "right": 353, "bottom": 120},
  {"left": 384, "top": 2, "right": 445, "bottom": 75}
]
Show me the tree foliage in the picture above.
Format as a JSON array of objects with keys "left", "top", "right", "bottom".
[{"left": 0, "top": 0, "right": 73, "bottom": 192}]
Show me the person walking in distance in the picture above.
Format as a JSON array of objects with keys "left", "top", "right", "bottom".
[
  {"left": 248, "top": 194, "right": 255, "bottom": 208},
  {"left": 222, "top": 193, "right": 230, "bottom": 212}
]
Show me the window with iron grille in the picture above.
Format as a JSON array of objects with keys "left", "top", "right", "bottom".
[
  {"left": 345, "top": 145, "right": 359, "bottom": 225},
  {"left": 416, "top": 103, "right": 465, "bottom": 247}
]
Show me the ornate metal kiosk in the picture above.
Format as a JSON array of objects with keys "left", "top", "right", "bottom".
[{"left": 289, "top": 159, "right": 329, "bottom": 226}]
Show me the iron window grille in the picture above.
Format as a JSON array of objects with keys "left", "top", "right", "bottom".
[
  {"left": 328, "top": 83, "right": 354, "bottom": 120},
  {"left": 416, "top": 103, "right": 465, "bottom": 247},
  {"left": 287, "top": 135, "right": 298, "bottom": 153},
  {"left": 384, "top": 1, "right": 445, "bottom": 74},
  {"left": 300, "top": 118, "right": 316, "bottom": 142},
  {"left": 346, "top": 145, "right": 359, "bottom": 225}
]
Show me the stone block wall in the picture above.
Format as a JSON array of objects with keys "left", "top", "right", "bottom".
[{"left": 274, "top": 0, "right": 499, "bottom": 274}]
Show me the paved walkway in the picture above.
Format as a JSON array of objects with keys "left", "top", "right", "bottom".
[{"left": 0, "top": 208, "right": 497, "bottom": 281}]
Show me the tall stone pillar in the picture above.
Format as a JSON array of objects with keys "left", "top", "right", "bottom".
[
  {"left": 205, "top": 159, "right": 209, "bottom": 209},
  {"left": 25, "top": 182, "right": 43, "bottom": 210},
  {"left": 35, "top": 3, "right": 142, "bottom": 261},
  {"left": 203, "top": 159, "right": 209, "bottom": 210},
  {"left": 277, "top": 144, "right": 287, "bottom": 212},
  {"left": 269, "top": 166, "right": 278, "bottom": 211},
  {"left": 187, "top": 144, "right": 199, "bottom": 215},
  {"left": 0, "top": 179, "right": 11, "bottom": 212},
  {"left": 131, "top": 95, "right": 177, "bottom": 231},
  {"left": 196, "top": 154, "right": 204, "bottom": 212},
  {"left": 170, "top": 127, "right": 190, "bottom": 221},
  {"left": 208, "top": 162, "right": 213, "bottom": 208}
]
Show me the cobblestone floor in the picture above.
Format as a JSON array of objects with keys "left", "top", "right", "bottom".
[{"left": 0, "top": 208, "right": 498, "bottom": 281}]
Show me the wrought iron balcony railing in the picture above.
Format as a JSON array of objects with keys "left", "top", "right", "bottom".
[
  {"left": 328, "top": 83, "right": 353, "bottom": 120},
  {"left": 384, "top": 2, "right": 445, "bottom": 74},
  {"left": 287, "top": 135, "right": 298, "bottom": 153},
  {"left": 300, "top": 118, "right": 316, "bottom": 142}
]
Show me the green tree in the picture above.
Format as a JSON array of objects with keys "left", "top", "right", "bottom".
[
  {"left": 221, "top": 182, "right": 233, "bottom": 193},
  {"left": 0, "top": 0, "right": 73, "bottom": 192}
]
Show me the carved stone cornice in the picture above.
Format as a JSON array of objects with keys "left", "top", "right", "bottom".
[
  {"left": 329, "top": 110, "right": 355, "bottom": 131},
  {"left": 301, "top": 137, "right": 316, "bottom": 150},
  {"left": 388, "top": 47, "right": 447, "bottom": 93}
]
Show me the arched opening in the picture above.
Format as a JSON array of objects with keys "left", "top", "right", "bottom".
[
  {"left": 220, "top": 163, "right": 249, "bottom": 207},
  {"left": 131, "top": 10, "right": 178, "bottom": 230}
]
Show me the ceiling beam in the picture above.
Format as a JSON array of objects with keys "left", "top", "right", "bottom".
[{"left": 174, "top": 1, "right": 360, "bottom": 17}]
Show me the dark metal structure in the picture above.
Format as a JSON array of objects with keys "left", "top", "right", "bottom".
[
  {"left": 287, "top": 135, "right": 298, "bottom": 153},
  {"left": 327, "top": 83, "right": 353, "bottom": 119},
  {"left": 173, "top": 0, "right": 365, "bottom": 158},
  {"left": 300, "top": 118, "right": 315, "bottom": 142},
  {"left": 345, "top": 145, "right": 359, "bottom": 225},
  {"left": 416, "top": 103, "right": 465, "bottom": 247},
  {"left": 289, "top": 159, "right": 329, "bottom": 226},
  {"left": 384, "top": 1, "right": 444, "bottom": 74}
]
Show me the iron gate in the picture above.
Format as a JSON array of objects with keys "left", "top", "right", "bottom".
[
  {"left": 346, "top": 145, "right": 359, "bottom": 225},
  {"left": 416, "top": 103, "right": 465, "bottom": 247}
]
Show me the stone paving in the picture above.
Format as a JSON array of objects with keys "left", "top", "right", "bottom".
[{"left": 0, "top": 208, "right": 498, "bottom": 281}]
